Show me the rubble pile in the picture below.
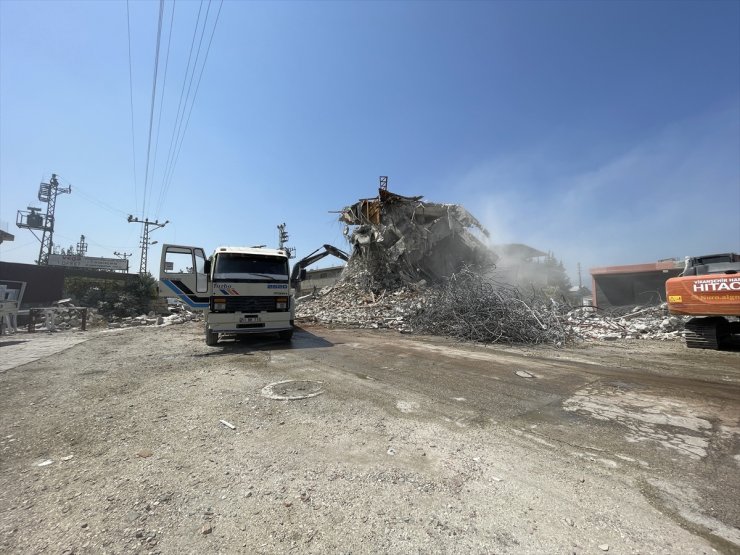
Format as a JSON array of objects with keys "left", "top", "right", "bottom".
[
  {"left": 296, "top": 281, "right": 421, "bottom": 332},
  {"left": 298, "top": 280, "right": 689, "bottom": 345},
  {"left": 409, "top": 268, "right": 572, "bottom": 345},
  {"left": 567, "top": 304, "right": 687, "bottom": 342},
  {"left": 298, "top": 268, "right": 573, "bottom": 345},
  {"left": 107, "top": 305, "right": 202, "bottom": 329},
  {"left": 31, "top": 306, "right": 105, "bottom": 332},
  {"left": 22, "top": 299, "right": 202, "bottom": 333}
]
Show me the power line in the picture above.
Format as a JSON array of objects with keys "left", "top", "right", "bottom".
[
  {"left": 126, "top": 0, "right": 139, "bottom": 215},
  {"left": 53, "top": 176, "right": 130, "bottom": 217},
  {"left": 0, "top": 240, "right": 38, "bottom": 253},
  {"left": 156, "top": 0, "right": 207, "bottom": 216},
  {"left": 73, "top": 187, "right": 129, "bottom": 217},
  {"left": 124, "top": 0, "right": 222, "bottom": 221},
  {"left": 157, "top": 0, "right": 224, "bottom": 217},
  {"left": 141, "top": 0, "right": 166, "bottom": 219},
  {"left": 149, "top": 0, "right": 177, "bottom": 214},
  {"left": 48, "top": 232, "right": 135, "bottom": 253}
]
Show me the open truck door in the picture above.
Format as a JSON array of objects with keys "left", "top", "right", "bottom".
[{"left": 158, "top": 244, "right": 211, "bottom": 310}]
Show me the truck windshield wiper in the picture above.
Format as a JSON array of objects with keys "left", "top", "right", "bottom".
[{"left": 249, "top": 273, "right": 278, "bottom": 280}]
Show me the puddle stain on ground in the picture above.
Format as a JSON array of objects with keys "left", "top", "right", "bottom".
[
  {"left": 261, "top": 380, "right": 324, "bottom": 400},
  {"left": 563, "top": 384, "right": 740, "bottom": 460}
]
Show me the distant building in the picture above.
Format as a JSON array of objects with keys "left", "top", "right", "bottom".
[
  {"left": 590, "top": 259, "right": 683, "bottom": 308},
  {"left": 490, "top": 243, "right": 548, "bottom": 287},
  {"left": 299, "top": 265, "right": 345, "bottom": 295},
  {"left": 0, "top": 229, "right": 14, "bottom": 244}
]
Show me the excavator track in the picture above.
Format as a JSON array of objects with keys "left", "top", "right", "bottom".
[{"left": 683, "top": 317, "right": 728, "bottom": 350}]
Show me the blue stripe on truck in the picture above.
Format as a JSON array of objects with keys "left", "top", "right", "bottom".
[{"left": 161, "top": 279, "right": 209, "bottom": 309}]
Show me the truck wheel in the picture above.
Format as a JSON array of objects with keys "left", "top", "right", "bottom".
[
  {"left": 205, "top": 325, "right": 218, "bottom": 346},
  {"left": 278, "top": 329, "right": 293, "bottom": 341}
]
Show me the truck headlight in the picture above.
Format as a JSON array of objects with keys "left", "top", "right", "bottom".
[
  {"left": 276, "top": 297, "right": 288, "bottom": 310},
  {"left": 214, "top": 299, "right": 226, "bottom": 311}
]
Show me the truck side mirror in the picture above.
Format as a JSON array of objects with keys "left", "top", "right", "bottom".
[{"left": 204, "top": 260, "right": 211, "bottom": 274}]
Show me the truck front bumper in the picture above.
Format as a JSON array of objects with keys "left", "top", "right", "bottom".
[{"left": 207, "top": 312, "right": 293, "bottom": 334}]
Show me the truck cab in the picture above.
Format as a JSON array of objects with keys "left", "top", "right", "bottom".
[{"left": 159, "top": 244, "right": 295, "bottom": 345}]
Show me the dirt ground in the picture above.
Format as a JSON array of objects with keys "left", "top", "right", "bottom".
[{"left": 1, "top": 322, "right": 739, "bottom": 554}]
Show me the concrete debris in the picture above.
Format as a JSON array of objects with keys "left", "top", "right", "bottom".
[
  {"left": 339, "top": 188, "right": 496, "bottom": 289},
  {"left": 567, "top": 304, "right": 687, "bottom": 342},
  {"left": 297, "top": 276, "right": 688, "bottom": 345},
  {"left": 106, "top": 308, "right": 202, "bottom": 330},
  {"left": 16, "top": 299, "right": 203, "bottom": 335},
  {"left": 20, "top": 304, "right": 200, "bottom": 334},
  {"left": 296, "top": 281, "right": 420, "bottom": 332},
  {"left": 30, "top": 306, "right": 104, "bottom": 332}
]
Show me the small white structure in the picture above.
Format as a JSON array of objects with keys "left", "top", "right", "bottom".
[{"left": 0, "top": 281, "right": 26, "bottom": 335}]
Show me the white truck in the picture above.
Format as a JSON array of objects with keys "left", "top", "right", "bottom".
[{"left": 158, "top": 244, "right": 296, "bottom": 345}]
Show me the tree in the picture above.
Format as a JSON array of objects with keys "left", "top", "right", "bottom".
[
  {"left": 64, "top": 272, "right": 158, "bottom": 317},
  {"left": 543, "top": 252, "right": 572, "bottom": 297}
]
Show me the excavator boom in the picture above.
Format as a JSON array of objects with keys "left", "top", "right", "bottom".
[{"left": 290, "top": 244, "right": 349, "bottom": 285}]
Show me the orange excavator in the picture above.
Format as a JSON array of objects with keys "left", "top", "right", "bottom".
[{"left": 665, "top": 253, "right": 740, "bottom": 349}]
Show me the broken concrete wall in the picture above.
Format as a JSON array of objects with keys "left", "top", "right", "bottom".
[{"left": 339, "top": 189, "right": 496, "bottom": 289}]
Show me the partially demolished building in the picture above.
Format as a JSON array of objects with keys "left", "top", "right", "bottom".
[
  {"left": 296, "top": 187, "right": 689, "bottom": 346},
  {"left": 339, "top": 188, "right": 496, "bottom": 288}
]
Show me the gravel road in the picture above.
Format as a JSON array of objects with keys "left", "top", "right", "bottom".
[{"left": 1, "top": 322, "right": 738, "bottom": 554}]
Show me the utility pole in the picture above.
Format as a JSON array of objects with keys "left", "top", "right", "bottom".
[
  {"left": 277, "top": 223, "right": 295, "bottom": 258},
  {"left": 15, "top": 174, "right": 71, "bottom": 264},
  {"left": 114, "top": 251, "right": 133, "bottom": 273},
  {"left": 278, "top": 223, "right": 288, "bottom": 249},
  {"left": 577, "top": 262, "right": 582, "bottom": 289},
  {"left": 38, "top": 174, "right": 71, "bottom": 265},
  {"left": 379, "top": 176, "right": 388, "bottom": 191},
  {"left": 127, "top": 215, "right": 168, "bottom": 274},
  {"left": 76, "top": 234, "right": 88, "bottom": 256}
]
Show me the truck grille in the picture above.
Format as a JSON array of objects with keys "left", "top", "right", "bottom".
[{"left": 216, "top": 296, "right": 283, "bottom": 313}]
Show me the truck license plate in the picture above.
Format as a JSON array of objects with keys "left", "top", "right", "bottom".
[{"left": 239, "top": 316, "right": 258, "bottom": 323}]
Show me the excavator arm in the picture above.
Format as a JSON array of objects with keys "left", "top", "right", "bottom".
[{"left": 290, "top": 244, "right": 349, "bottom": 285}]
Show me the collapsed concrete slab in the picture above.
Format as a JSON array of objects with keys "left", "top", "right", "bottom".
[{"left": 339, "top": 188, "right": 496, "bottom": 288}]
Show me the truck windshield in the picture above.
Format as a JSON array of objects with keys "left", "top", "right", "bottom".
[{"left": 213, "top": 254, "right": 288, "bottom": 280}]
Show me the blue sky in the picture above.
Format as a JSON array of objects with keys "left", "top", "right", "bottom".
[{"left": 1, "top": 0, "right": 738, "bottom": 280}]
